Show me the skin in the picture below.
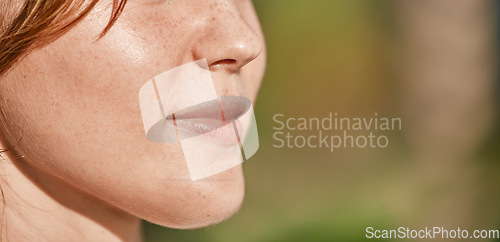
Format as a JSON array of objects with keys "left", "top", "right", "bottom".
[{"left": 0, "top": 0, "right": 266, "bottom": 241}]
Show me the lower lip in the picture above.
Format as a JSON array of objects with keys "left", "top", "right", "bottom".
[{"left": 174, "top": 118, "right": 243, "bottom": 147}]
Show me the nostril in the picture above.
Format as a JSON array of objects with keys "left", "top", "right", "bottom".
[{"left": 212, "top": 59, "right": 237, "bottom": 66}]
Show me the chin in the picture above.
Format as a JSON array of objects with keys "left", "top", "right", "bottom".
[{"left": 142, "top": 166, "right": 245, "bottom": 229}]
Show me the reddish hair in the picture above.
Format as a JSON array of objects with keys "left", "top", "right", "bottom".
[{"left": 0, "top": 0, "right": 128, "bottom": 76}]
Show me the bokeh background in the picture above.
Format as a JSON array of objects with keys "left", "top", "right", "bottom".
[{"left": 145, "top": 0, "right": 500, "bottom": 241}]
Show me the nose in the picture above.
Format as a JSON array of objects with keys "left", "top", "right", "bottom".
[{"left": 191, "top": 1, "right": 263, "bottom": 73}]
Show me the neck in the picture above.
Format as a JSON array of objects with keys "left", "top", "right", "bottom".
[{"left": 0, "top": 154, "right": 142, "bottom": 242}]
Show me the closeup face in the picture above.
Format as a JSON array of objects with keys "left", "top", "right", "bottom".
[{"left": 0, "top": 0, "right": 266, "bottom": 229}]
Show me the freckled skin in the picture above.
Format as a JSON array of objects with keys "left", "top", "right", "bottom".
[{"left": 0, "top": 0, "right": 266, "bottom": 229}]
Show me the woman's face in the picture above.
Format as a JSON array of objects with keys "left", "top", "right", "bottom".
[{"left": 0, "top": 0, "right": 265, "bottom": 228}]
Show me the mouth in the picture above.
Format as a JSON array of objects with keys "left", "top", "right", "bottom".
[{"left": 146, "top": 96, "right": 251, "bottom": 146}]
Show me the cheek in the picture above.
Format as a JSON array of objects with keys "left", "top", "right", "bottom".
[{"left": 0, "top": 46, "right": 184, "bottom": 187}]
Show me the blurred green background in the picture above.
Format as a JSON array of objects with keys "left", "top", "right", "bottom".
[{"left": 145, "top": 0, "right": 500, "bottom": 241}]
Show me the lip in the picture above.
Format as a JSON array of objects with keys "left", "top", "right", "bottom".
[{"left": 160, "top": 96, "right": 251, "bottom": 146}]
